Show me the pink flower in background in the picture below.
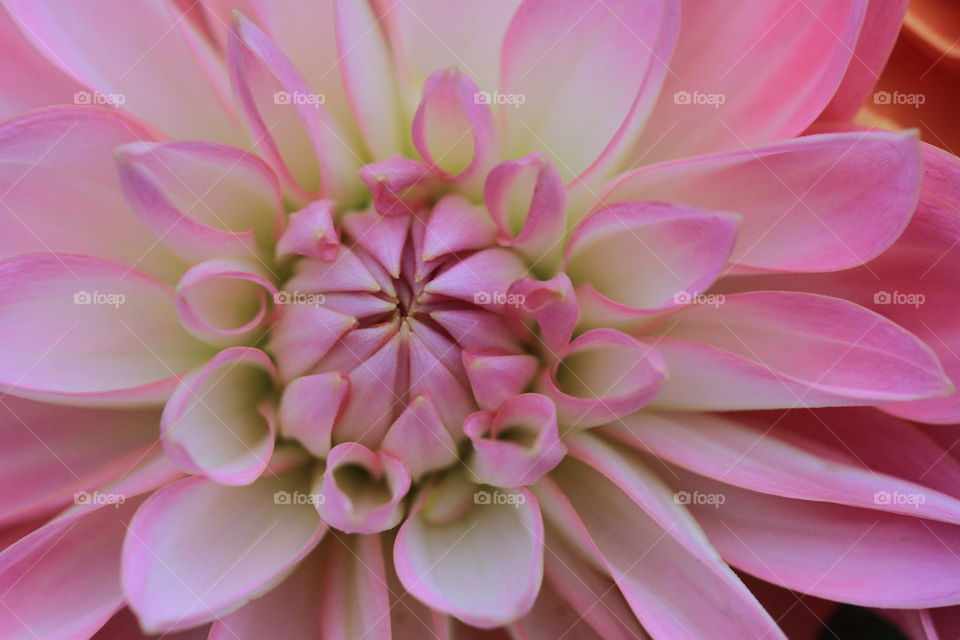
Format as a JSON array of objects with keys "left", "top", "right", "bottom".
[{"left": 0, "top": 1, "right": 958, "bottom": 639}]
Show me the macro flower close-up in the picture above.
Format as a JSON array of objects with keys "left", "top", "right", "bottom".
[{"left": 2, "top": 1, "right": 960, "bottom": 639}]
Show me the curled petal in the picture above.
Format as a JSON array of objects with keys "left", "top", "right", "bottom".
[
  {"left": 394, "top": 479, "right": 544, "bottom": 628},
  {"left": 465, "top": 393, "right": 565, "bottom": 488},
  {"left": 505, "top": 274, "right": 579, "bottom": 354},
  {"left": 565, "top": 201, "right": 739, "bottom": 327},
  {"left": 314, "top": 443, "right": 411, "bottom": 534},
  {"left": 278, "top": 372, "right": 349, "bottom": 458},
  {"left": 412, "top": 67, "right": 497, "bottom": 185},
  {"left": 175, "top": 257, "right": 277, "bottom": 347},
  {"left": 462, "top": 348, "right": 539, "bottom": 411},
  {"left": 359, "top": 157, "right": 439, "bottom": 217},
  {"left": 537, "top": 329, "right": 666, "bottom": 428},
  {"left": 162, "top": 348, "right": 276, "bottom": 486},
  {"left": 123, "top": 466, "right": 325, "bottom": 633},
  {"left": 382, "top": 393, "right": 459, "bottom": 480},
  {"left": 484, "top": 153, "right": 566, "bottom": 264},
  {"left": 276, "top": 200, "right": 339, "bottom": 262}
]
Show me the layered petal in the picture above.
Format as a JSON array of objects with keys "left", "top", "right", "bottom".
[
  {"left": 601, "top": 131, "right": 923, "bottom": 273},
  {"left": 0, "top": 253, "right": 209, "bottom": 405}
]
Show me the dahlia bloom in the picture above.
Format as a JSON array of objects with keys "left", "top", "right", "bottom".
[{"left": 0, "top": 2, "right": 959, "bottom": 639}]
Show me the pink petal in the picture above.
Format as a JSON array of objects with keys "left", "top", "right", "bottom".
[
  {"left": 382, "top": 393, "right": 459, "bottom": 480},
  {"left": 162, "top": 348, "right": 277, "bottom": 486},
  {"left": 819, "top": 0, "right": 908, "bottom": 121},
  {"left": 505, "top": 274, "right": 579, "bottom": 354},
  {"left": 228, "top": 13, "right": 360, "bottom": 203},
  {"left": 394, "top": 481, "right": 544, "bottom": 628},
  {"left": 376, "top": 0, "right": 521, "bottom": 94},
  {"left": 484, "top": 153, "right": 566, "bottom": 264},
  {"left": 332, "top": 333, "right": 404, "bottom": 447},
  {"left": 284, "top": 245, "right": 382, "bottom": 294},
  {"left": 0, "top": 397, "right": 158, "bottom": 526},
  {"left": 540, "top": 450, "right": 786, "bottom": 639},
  {"left": 359, "top": 157, "right": 439, "bottom": 217},
  {"left": 500, "top": 0, "right": 679, "bottom": 182},
  {"left": 278, "top": 373, "right": 348, "bottom": 458},
  {"left": 277, "top": 201, "right": 339, "bottom": 262},
  {"left": 644, "top": 291, "right": 953, "bottom": 410},
  {"left": 333, "top": 0, "right": 404, "bottom": 159},
  {"left": 538, "top": 329, "right": 666, "bottom": 428},
  {"left": 267, "top": 304, "right": 357, "bottom": 381},
  {"left": 315, "top": 443, "right": 411, "bottom": 534},
  {"left": 0, "top": 108, "right": 182, "bottom": 282},
  {"left": 123, "top": 466, "right": 325, "bottom": 633},
  {"left": 608, "top": 411, "right": 960, "bottom": 526},
  {"left": 175, "top": 257, "right": 277, "bottom": 347},
  {"left": 0, "top": 5, "right": 82, "bottom": 119},
  {"left": 465, "top": 393, "right": 565, "bottom": 488},
  {"left": 0, "top": 253, "right": 209, "bottom": 406},
  {"left": 5, "top": 0, "right": 240, "bottom": 142},
  {"left": 462, "top": 348, "right": 539, "bottom": 411},
  {"left": 566, "top": 201, "right": 738, "bottom": 325},
  {"left": 602, "top": 130, "right": 922, "bottom": 273},
  {"left": 314, "top": 533, "right": 392, "bottom": 640},
  {"left": 342, "top": 209, "right": 410, "bottom": 278},
  {"left": 430, "top": 309, "right": 521, "bottom": 353},
  {"left": 94, "top": 608, "right": 211, "bottom": 640},
  {"left": 424, "top": 248, "right": 527, "bottom": 308},
  {"left": 115, "top": 140, "right": 282, "bottom": 264},
  {"left": 423, "top": 195, "right": 499, "bottom": 262},
  {"left": 634, "top": 0, "right": 866, "bottom": 162},
  {"left": 674, "top": 468, "right": 960, "bottom": 607},
  {"left": 412, "top": 68, "right": 497, "bottom": 185}
]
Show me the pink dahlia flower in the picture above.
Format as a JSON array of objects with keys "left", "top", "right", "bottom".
[{"left": 0, "top": 1, "right": 958, "bottom": 639}]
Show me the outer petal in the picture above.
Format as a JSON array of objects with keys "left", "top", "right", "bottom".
[
  {"left": 0, "top": 454, "right": 180, "bottom": 640},
  {"left": 115, "top": 141, "right": 282, "bottom": 264},
  {"left": 122, "top": 464, "right": 325, "bottom": 633},
  {"left": 0, "top": 397, "right": 158, "bottom": 526},
  {"left": 565, "top": 201, "right": 739, "bottom": 326},
  {"left": 228, "top": 14, "right": 360, "bottom": 203},
  {"left": 314, "top": 533, "right": 393, "bottom": 640},
  {"left": 394, "top": 482, "right": 544, "bottom": 628},
  {"left": 539, "top": 450, "right": 785, "bottom": 639},
  {"left": 634, "top": 0, "right": 866, "bottom": 163},
  {"left": 5, "top": 0, "right": 240, "bottom": 142},
  {"left": 500, "top": 0, "right": 679, "bottom": 182},
  {"left": 0, "top": 5, "right": 82, "bottom": 119},
  {"left": 644, "top": 291, "right": 953, "bottom": 410},
  {"left": 0, "top": 253, "right": 209, "bottom": 406},
  {"left": 0, "top": 108, "right": 183, "bottom": 282},
  {"left": 601, "top": 131, "right": 923, "bottom": 273},
  {"left": 161, "top": 348, "right": 277, "bottom": 486},
  {"left": 673, "top": 467, "right": 960, "bottom": 607}
]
